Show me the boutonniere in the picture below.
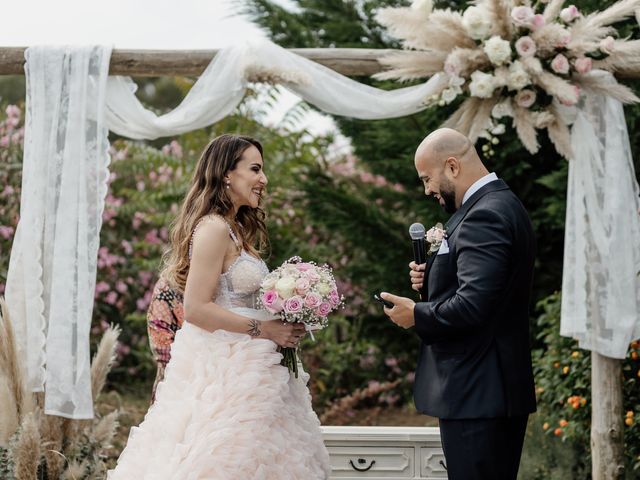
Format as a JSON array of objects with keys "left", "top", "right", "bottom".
[{"left": 426, "top": 222, "right": 446, "bottom": 256}]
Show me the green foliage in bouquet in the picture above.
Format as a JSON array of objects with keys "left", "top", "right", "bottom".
[{"left": 531, "top": 292, "right": 640, "bottom": 476}]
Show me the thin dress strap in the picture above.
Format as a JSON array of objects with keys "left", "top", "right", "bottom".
[{"left": 188, "top": 215, "right": 241, "bottom": 259}]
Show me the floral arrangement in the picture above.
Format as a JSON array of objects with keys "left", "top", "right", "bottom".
[
  {"left": 376, "top": 0, "right": 640, "bottom": 158},
  {"left": 259, "top": 256, "right": 344, "bottom": 375}
]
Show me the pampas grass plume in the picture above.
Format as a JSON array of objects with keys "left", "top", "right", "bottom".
[
  {"left": 91, "top": 324, "right": 121, "bottom": 402},
  {"left": 12, "top": 411, "right": 41, "bottom": 480}
]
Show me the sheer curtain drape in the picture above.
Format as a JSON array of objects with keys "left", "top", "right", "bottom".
[
  {"left": 560, "top": 72, "right": 640, "bottom": 359},
  {"left": 5, "top": 45, "right": 112, "bottom": 418}
]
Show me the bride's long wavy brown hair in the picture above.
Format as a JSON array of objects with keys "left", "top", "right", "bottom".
[{"left": 160, "top": 134, "right": 268, "bottom": 292}]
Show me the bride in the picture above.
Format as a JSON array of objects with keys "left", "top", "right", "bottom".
[{"left": 108, "top": 134, "right": 331, "bottom": 479}]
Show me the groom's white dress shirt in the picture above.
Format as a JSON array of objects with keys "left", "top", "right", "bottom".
[{"left": 462, "top": 172, "right": 499, "bottom": 205}]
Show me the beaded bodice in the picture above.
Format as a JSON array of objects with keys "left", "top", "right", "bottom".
[{"left": 190, "top": 216, "right": 268, "bottom": 310}]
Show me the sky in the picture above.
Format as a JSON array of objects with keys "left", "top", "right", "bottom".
[{"left": 0, "top": 0, "right": 343, "bottom": 141}]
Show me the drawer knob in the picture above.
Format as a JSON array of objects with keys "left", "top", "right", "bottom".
[{"left": 349, "top": 458, "right": 376, "bottom": 472}]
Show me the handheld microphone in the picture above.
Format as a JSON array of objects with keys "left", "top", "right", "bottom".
[
  {"left": 409, "top": 223, "right": 427, "bottom": 301},
  {"left": 409, "top": 223, "right": 427, "bottom": 266}
]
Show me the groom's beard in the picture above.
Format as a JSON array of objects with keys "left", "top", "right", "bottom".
[{"left": 439, "top": 180, "right": 457, "bottom": 214}]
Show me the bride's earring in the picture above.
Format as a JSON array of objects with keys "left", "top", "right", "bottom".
[{"left": 225, "top": 181, "right": 231, "bottom": 189}]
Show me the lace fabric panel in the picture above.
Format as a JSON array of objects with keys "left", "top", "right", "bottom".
[
  {"left": 5, "top": 45, "right": 112, "bottom": 419},
  {"left": 215, "top": 252, "right": 269, "bottom": 310},
  {"left": 560, "top": 71, "right": 640, "bottom": 358}
]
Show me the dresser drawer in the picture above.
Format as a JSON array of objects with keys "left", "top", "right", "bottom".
[
  {"left": 327, "top": 446, "right": 415, "bottom": 478},
  {"left": 419, "top": 447, "right": 448, "bottom": 478}
]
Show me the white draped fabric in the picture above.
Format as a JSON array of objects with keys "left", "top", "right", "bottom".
[
  {"left": 5, "top": 45, "right": 112, "bottom": 418},
  {"left": 561, "top": 72, "right": 640, "bottom": 359},
  {"left": 6, "top": 40, "right": 445, "bottom": 419}
]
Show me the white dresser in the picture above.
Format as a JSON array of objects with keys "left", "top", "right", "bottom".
[{"left": 320, "top": 426, "right": 447, "bottom": 480}]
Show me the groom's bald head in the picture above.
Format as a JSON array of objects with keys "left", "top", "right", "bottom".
[{"left": 415, "top": 128, "right": 489, "bottom": 213}]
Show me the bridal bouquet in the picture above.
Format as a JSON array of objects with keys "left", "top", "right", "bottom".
[{"left": 259, "top": 256, "right": 344, "bottom": 376}]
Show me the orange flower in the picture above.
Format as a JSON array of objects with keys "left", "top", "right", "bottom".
[
  {"left": 571, "top": 351, "right": 580, "bottom": 358},
  {"left": 631, "top": 351, "right": 638, "bottom": 360},
  {"left": 554, "top": 428, "right": 563, "bottom": 436},
  {"left": 563, "top": 366, "right": 570, "bottom": 374},
  {"left": 580, "top": 398, "right": 587, "bottom": 407},
  {"left": 631, "top": 341, "right": 639, "bottom": 350},
  {"left": 559, "top": 419, "right": 568, "bottom": 427},
  {"left": 626, "top": 411, "right": 634, "bottom": 418},
  {"left": 543, "top": 422, "right": 550, "bottom": 430},
  {"left": 536, "top": 386, "right": 545, "bottom": 394},
  {"left": 625, "top": 417, "right": 633, "bottom": 426},
  {"left": 554, "top": 362, "right": 561, "bottom": 368}
]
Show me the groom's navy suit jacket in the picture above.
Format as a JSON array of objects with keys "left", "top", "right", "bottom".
[{"left": 414, "top": 179, "right": 536, "bottom": 419}]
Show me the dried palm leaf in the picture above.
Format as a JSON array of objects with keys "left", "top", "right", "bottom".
[
  {"left": 12, "top": 411, "right": 41, "bottom": 480},
  {"left": 579, "top": 0, "right": 640, "bottom": 30},
  {"left": 0, "top": 378, "right": 18, "bottom": 446},
  {"left": 543, "top": 0, "right": 566, "bottom": 22},
  {"left": 375, "top": 50, "right": 447, "bottom": 81},
  {"left": 593, "top": 39, "right": 640, "bottom": 76},
  {"left": 533, "top": 71, "right": 578, "bottom": 104},
  {"left": 512, "top": 106, "right": 540, "bottom": 153},
  {"left": 376, "top": 7, "right": 432, "bottom": 50},
  {"left": 469, "top": 97, "right": 500, "bottom": 142},
  {"left": 568, "top": 21, "right": 615, "bottom": 51},
  {"left": 482, "top": 0, "right": 513, "bottom": 40},
  {"left": 531, "top": 23, "right": 571, "bottom": 56},
  {"left": 90, "top": 324, "right": 121, "bottom": 403},
  {"left": 441, "top": 97, "right": 488, "bottom": 139},
  {"left": 446, "top": 48, "right": 491, "bottom": 77},
  {"left": 427, "top": 9, "right": 477, "bottom": 50},
  {"left": 547, "top": 105, "right": 574, "bottom": 159},
  {"left": 575, "top": 73, "right": 640, "bottom": 104}
]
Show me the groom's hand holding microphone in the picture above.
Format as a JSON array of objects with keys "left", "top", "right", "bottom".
[{"left": 379, "top": 223, "right": 428, "bottom": 329}]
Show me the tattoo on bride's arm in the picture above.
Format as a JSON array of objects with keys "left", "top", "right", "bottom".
[{"left": 248, "top": 319, "right": 262, "bottom": 337}]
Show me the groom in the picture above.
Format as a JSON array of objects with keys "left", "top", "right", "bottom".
[{"left": 382, "top": 128, "right": 536, "bottom": 480}]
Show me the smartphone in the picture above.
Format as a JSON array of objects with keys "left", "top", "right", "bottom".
[{"left": 373, "top": 293, "right": 394, "bottom": 309}]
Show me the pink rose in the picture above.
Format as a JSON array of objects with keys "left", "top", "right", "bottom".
[
  {"left": 262, "top": 290, "right": 284, "bottom": 313},
  {"left": 515, "top": 36, "right": 536, "bottom": 58},
  {"left": 316, "top": 302, "right": 332, "bottom": 317},
  {"left": 531, "top": 14, "right": 545, "bottom": 31},
  {"left": 515, "top": 89, "right": 537, "bottom": 108},
  {"left": 574, "top": 57, "right": 592, "bottom": 74},
  {"left": 284, "top": 296, "right": 304, "bottom": 314},
  {"left": 295, "top": 277, "right": 311, "bottom": 295},
  {"left": 600, "top": 36, "right": 615, "bottom": 54},
  {"left": 560, "top": 5, "right": 580, "bottom": 23},
  {"left": 551, "top": 54, "right": 570, "bottom": 74},
  {"left": 559, "top": 84, "right": 581, "bottom": 106},
  {"left": 304, "top": 292, "right": 322, "bottom": 308},
  {"left": 296, "top": 262, "right": 314, "bottom": 272},
  {"left": 511, "top": 6, "right": 535, "bottom": 27},
  {"left": 305, "top": 269, "right": 321, "bottom": 282},
  {"left": 329, "top": 289, "right": 341, "bottom": 306}
]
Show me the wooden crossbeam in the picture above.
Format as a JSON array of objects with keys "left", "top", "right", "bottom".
[{"left": 0, "top": 47, "right": 399, "bottom": 77}]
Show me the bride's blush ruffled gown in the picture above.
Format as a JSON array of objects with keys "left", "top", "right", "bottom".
[{"left": 107, "top": 250, "right": 331, "bottom": 479}]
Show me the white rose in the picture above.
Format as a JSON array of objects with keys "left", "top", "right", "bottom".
[
  {"left": 441, "top": 87, "right": 460, "bottom": 104},
  {"left": 275, "top": 276, "right": 296, "bottom": 299},
  {"left": 493, "top": 67, "right": 509, "bottom": 88},
  {"left": 484, "top": 36, "right": 512, "bottom": 66},
  {"left": 491, "top": 99, "right": 513, "bottom": 119},
  {"left": 469, "top": 70, "right": 496, "bottom": 99},
  {"left": 448, "top": 75, "right": 465, "bottom": 88},
  {"left": 507, "top": 61, "right": 531, "bottom": 90},
  {"left": 463, "top": 6, "right": 492, "bottom": 40},
  {"left": 262, "top": 275, "right": 277, "bottom": 290},
  {"left": 515, "top": 36, "right": 537, "bottom": 58},
  {"left": 317, "top": 282, "right": 333, "bottom": 296}
]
